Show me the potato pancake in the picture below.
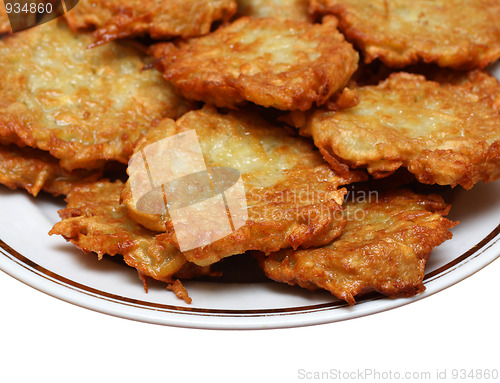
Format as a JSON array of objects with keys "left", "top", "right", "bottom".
[
  {"left": 260, "top": 190, "right": 456, "bottom": 305},
  {"left": 151, "top": 16, "right": 358, "bottom": 111},
  {"left": 122, "top": 106, "right": 365, "bottom": 267},
  {"left": 0, "top": 144, "right": 101, "bottom": 197},
  {"left": 304, "top": 71, "right": 500, "bottom": 189},
  {"left": 65, "top": 0, "right": 236, "bottom": 45},
  {"left": 311, "top": 0, "right": 500, "bottom": 69},
  {"left": 49, "top": 180, "right": 213, "bottom": 303},
  {"left": 0, "top": 21, "right": 191, "bottom": 171}
]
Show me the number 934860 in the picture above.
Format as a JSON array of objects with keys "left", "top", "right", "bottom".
[{"left": 5, "top": 1, "right": 53, "bottom": 14}]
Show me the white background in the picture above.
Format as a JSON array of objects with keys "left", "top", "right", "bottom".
[{"left": 0, "top": 258, "right": 498, "bottom": 383}]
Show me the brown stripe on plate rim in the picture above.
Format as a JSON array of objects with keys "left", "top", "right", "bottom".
[{"left": 0, "top": 222, "right": 499, "bottom": 317}]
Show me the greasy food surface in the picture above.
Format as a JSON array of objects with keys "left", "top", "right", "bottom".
[
  {"left": 236, "top": 0, "right": 311, "bottom": 22},
  {"left": 65, "top": 0, "right": 237, "bottom": 45},
  {"left": 0, "top": 144, "right": 101, "bottom": 197},
  {"left": 0, "top": 21, "right": 191, "bottom": 171},
  {"left": 311, "top": 0, "right": 500, "bottom": 69},
  {"left": 122, "top": 106, "right": 365, "bottom": 267},
  {"left": 305, "top": 71, "right": 500, "bottom": 189},
  {"left": 49, "top": 180, "right": 213, "bottom": 302},
  {"left": 260, "top": 190, "right": 456, "bottom": 305},
  {"left": 151, "top": 17, "right": 358, "bottom": 111}
]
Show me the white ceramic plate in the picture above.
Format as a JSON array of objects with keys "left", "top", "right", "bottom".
[{"left": 1, "top": 65, "right": 499, "bottom": 330}]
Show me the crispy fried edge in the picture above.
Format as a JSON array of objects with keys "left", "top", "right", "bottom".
[
  {"left": 0, "top": 144, "right": 102, "bottom": 196},
  {"left": 64, "top": 0, "right": 121, "bottom": 31},
  {"left": 48, "top": 180, "right": 218, "bottom": 303},
  {"left": 88, "top": 0, "right": 237, "bottom": 46}
]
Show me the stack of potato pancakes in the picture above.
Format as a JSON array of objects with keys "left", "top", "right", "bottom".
[{"left": 1, "top": 0, "right": 499, "bottom": 304}]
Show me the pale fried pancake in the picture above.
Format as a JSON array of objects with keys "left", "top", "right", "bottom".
[
  {"left": 236, "top": 0, "right": 311, "bottom": 22},
  {"left": 305, "top": 71, "right": 500, "bottom": 189},
  {"left": 0, "top": 21, "right": 191, "bottom": 171},
  {"left": 0, "top": 144, "right": 101, "bottom": 197},
  {"left": 260, "top": 190, "right": 456, "bottom": 305},
  {"left": 49, "top": 180, "right": 213, "bottom": 303},
  {"left": 65, "top": 0, "right": 236, "bottom": 45},
  {"left": 311, "top": 0, "right": 500, "bottom": 69},
  {"left": 151, "top": 16, "right": 358, "bottom": 111},
  {"left": 122, "top": 106, "right": 366, "bottom": 267}
]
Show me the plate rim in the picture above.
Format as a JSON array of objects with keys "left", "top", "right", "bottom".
[{"left": 1, "top": 221, "right": 499, "bottom": 330}]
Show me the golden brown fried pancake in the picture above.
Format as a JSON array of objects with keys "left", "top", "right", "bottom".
[
  {"left": 311, "top": 0, "right": 500, "bottom": 69},
  {"left": 0, "top": 21, "right": 191, "bottom": 171},
  {"left": 260, "top": 190, "right": 456, "bottom": 305},
  {"left": 0, "top": 144, "right": 101, "bottom": 197},
  {"left": 304, "top": 71, "right": 500, "bottom": 189},
  {"left": 49, "top": 180, "right": 213, "bottom": 303},
  {"left": 236, "top": 0, "right": 311, "bottom": 22},
  {"left": 65, "top": 0, "right": 236, "bottom": 45},
  {"left": 122, "top": 106, "right": 366, "bottom": 267},
  {"left": 151, "top": 16, "right": 358, "bottom": 111}
]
